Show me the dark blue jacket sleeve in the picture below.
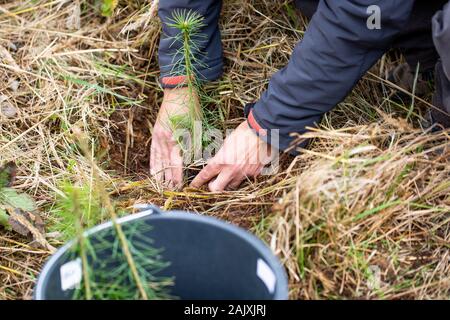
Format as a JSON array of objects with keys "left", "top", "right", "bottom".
[
  {"left": 247, "top": 0, "right": 415, "bottom": 154},
  {"left": 158, "top": 0, "right": 223, "bottom": 87},
  {"left": 433, "top": 1, "right": 450, "bottom": 78}
]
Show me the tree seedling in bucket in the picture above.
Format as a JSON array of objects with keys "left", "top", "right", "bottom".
[{"left": 57, "top": 132, "right": 174, "bottom": 300}]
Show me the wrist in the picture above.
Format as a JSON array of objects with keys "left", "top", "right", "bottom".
[
  {"left": 163, "top": 87, "right": 189, "bottom": 95},
  {"left": 163, "top": 86, "right": 198, "bottom": 101}
]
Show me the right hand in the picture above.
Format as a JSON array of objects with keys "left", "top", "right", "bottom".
[{"left": 150, "top": 87, "right": 193, "bottom": 188}]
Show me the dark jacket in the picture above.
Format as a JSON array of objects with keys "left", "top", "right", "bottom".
[
  {"left": 433, "top": 2, "right": 450, "bottom": 79},
  {"left": 158, "top": 0, "right": 416, "bottom": 154},
  {"left": 431, "top": 2, "right": 450, "bottom": 126}
]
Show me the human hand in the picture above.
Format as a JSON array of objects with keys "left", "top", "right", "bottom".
[
  {"left": 190, "top": 120, "right": 275, "bottom": 191},
  {"left": 150, "top": 87, "right": 196, "bottom": 188}
]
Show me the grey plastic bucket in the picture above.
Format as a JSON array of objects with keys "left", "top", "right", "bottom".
[{"left": 34, "top": 206, "right": 288, "bottom": 300}]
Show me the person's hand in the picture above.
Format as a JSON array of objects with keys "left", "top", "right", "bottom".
[
  {"left": 190, "top": 120, "right": 275, "bottom": 191},
  {"left": 150, "top": 87, "right": 194, "bottom": 188}
]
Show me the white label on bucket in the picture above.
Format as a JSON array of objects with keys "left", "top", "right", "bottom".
[
  {"left": 60, "top": 258, "right": 82, "bottom": 291},
  {"left": 256, "top": 259, "right": 276, "bottom": 294}
]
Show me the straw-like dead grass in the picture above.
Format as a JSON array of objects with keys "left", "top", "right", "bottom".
[
  {"left": 275, "top": 123, "right": 450, "bottom": 299},
  {"left": 0, "top": 0, "right": 449, "bottom": 300}
]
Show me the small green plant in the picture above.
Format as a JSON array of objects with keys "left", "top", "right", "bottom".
[
  {"left": 67, "top": 189, "right": 173, "bottom": 300},
  {"left": 0, "top": 188, "right": 37, "bottom": 230},
  {"left": 100, "top": 0, "right": 118, "bottom": 17},
  {"left": 165, "top": 9, "right": 219, "bottom": 160},
  {"left": 50, "top": 181, "right": 105, "bottom": 241},
  {"left": 0, "top": 162, "right": 54, "bottom": 251},
  {"left": 57, "top": 131, "right": 174, "bottom": 300},
  {"left": 0, "top": 162, "right": 37, "bottom": 230}
]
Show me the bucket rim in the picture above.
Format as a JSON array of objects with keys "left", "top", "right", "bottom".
[{"left": 34, "top": 208, "right": 289, "bottom": 300}]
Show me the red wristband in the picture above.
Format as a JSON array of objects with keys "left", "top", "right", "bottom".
[
  {"left": 247, "top": 109, "right": 266, "bottom": 136},
  {"left": 161, "top": 75, "right": 188, "bottom": 87}
]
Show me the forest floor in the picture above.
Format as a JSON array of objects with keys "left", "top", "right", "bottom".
[{"left": 0, "top": 0, "right": 449, "bottom": 299}]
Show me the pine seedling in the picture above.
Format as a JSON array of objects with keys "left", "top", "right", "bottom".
[
  {"left": 70, "top": 187, "right": 93, "bottom": 299},
  {"left": 61, "top": 131, "right": 174, "bottom": 300},
  {"left": 165, "top": 9, "right": 218, "bottom": 161},
  {"left": 51, "top": 181, "right": 105, "bottom": 241},
  {"left": 70, "top": 219, "right": 174, "bottom": 300}
]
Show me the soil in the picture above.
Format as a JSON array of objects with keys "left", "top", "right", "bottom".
[{"left": 107, "top": 104, "right": 156, "bottom": 178}]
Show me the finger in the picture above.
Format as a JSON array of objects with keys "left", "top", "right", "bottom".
[
  {"left": 226, "top": 175, "right": 245, "bottom": 190},
  {"left": 153, "top": 139, "right": 171, "bottom": 186},
  {"left": 164, "top": 139, "right": 182, "bottom": 188},
  {"left": 164, "top": 165, "right": 173, "bottom": 188},
  {"left": 208, "top": 168, "right": 235, "bottom": 192},
  {"left": 170, "top": 147, "right": 184, "bottom": 189},
  {"left": 190, "top": 163, "right": 221, "bottom": 188},
  {"left": 163, "top": 148, "right": 174, "bottom": 188},
  {"left": 150, "top": 141, "right": 164, "bottom": 182}
]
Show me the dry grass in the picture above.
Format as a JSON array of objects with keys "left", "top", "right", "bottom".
[
  {"left": 276, "top": 123, "right": 450, "bottom": 299},
  {"left": 0, "top": 0, "right": 449, "bottom": 300}
]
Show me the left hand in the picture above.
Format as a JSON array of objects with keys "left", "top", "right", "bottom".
[{"left": 190, "top": 121, "right": 275, "bottom": 191}]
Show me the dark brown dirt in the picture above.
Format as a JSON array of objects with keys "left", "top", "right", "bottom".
[{"left": 107, "top": 104, "right": 157, "bottom": 178}]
